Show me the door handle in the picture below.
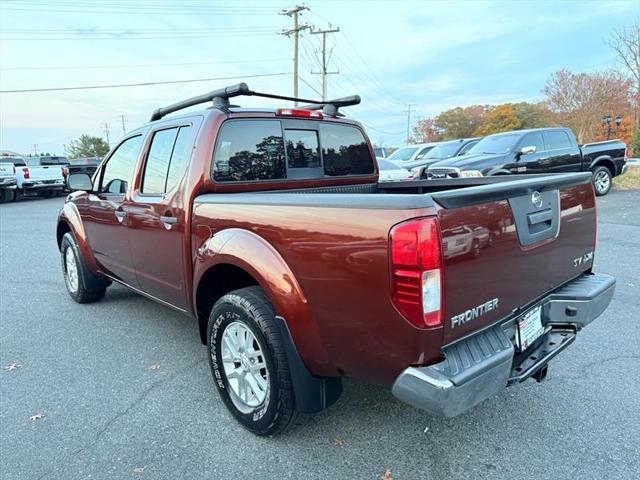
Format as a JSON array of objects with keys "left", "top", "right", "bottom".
[
  {"left": 114, "top": 209, "right": 127, "bottom": 223},
  {"left": 160, "top": 215, "right": 179, "bottom": 229}
]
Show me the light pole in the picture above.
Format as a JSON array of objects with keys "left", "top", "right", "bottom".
[{"left": 601, "top": 114, "right": 622, "bottom": 140}]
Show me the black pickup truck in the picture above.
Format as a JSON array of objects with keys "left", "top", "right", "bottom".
[{"left": 426, "top": 127, "right": 627, "bottom": 195}]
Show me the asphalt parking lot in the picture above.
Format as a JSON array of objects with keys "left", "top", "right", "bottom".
[{"left": 1, "top": 189, "right": 639, "bottom": 480}]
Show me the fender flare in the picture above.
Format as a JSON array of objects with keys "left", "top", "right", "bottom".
[
  {"left": 588, "top": 155, "right": 615, "bottom": 174},
  {"left": 487, "top": 169, "right": 511, "bottom": 176},
  {"left": 192, "top": 228, "right": 334, "bottom": 377},
  {"left": 57, "top": 201, "right": 100, "bottom": 274}
]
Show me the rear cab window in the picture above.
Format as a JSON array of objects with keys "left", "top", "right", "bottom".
[{"left": 212, "top": 119, "right": 374, "bottom": 182}]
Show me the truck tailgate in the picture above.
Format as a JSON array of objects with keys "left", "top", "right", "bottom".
[
  {"left": 25, "top": 166, "right": 63, "bottom": 181},
  {"left": 432, "top": 173, "right": 596, "bottom": 344}
]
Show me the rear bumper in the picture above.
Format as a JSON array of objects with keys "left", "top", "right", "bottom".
[
  {"left": 0, "top": 178, "right": 16, "bottom": 187},
  {"left": 21, "top": 181, "right": 64, "bottom": 189},
  {"left": 391, "top": 272, "right": 615, "bottom": 417}
]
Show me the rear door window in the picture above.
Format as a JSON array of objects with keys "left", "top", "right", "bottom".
[
  {"left": 142, "top": 128, "right": 178, "bottom": 194},
  {"left": 546, "top": 130, "right": 573, "bottom": 150}
]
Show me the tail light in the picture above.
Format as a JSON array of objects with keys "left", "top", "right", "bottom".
[
  {"left": 62, "top": 167, "right": 69, "bottom": 177},
  {"left": 276, "top": 108, "right": 323, "bottom": 119},
  {"left": 624, "top": 147, "right": 628, "bottom": 162},
  {"left": 22, "top": 167, "right": 30, "bottom": 179},
  {"left": 390, "top": 217, "right": 443, "bottom": 328},
  {"left": 12, "top": 165, "right": 16, "bottom": 174}
]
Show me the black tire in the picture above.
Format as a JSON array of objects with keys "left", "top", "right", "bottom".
[
  {"left": 0, "top": 189, "right": 12, "bottom": 203},
  {"left": 60, "top": 232, "right": 107, "bottom": 303},
  {"left": 471, "top": 239, "right": 481, "bottom": 258},
  {"left": 207, "top": 286, "right": 296, "bottom": 436},
  {"left": 592, "top": 165, "right": 612, "bottom": 196}
]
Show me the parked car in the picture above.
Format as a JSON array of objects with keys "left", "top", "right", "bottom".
[
  {"left": 68, "top": 157, "right": 102, "bottom": 177},
  {"left": 386, "top": 142, "right": 438, "bottom": 167},
  {"left": 406, "top": 137, "right": 480, "bottom": 178},
  {"left": 377, "top": 158, "right": 413, "bottom": 182},
  {"left": 373, "top": 146, "right": 392, "bottom": 160},
  {"left": 0, "top": 156, "right": 21, "bottom": 203},
  {"left": 58, "top": 83, "right": 615, "bottom": 436},
  {"left": 18, "top": 156, "right": 66, "bottom": 198},
  {"left": 426, "top": 128, "right": 627, "bottom": 196},
  {"left": 442, "top": 224, "right": 491, "bottom": 259}
]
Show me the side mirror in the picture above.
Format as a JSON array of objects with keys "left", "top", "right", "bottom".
[
  {"left": 67, "top": 173, "right": 93, "bottom": 191},
  {"left": 519, "top": 145, "right": 536, "bottom": 156}
]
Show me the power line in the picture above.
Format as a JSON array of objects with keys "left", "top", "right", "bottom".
[
  {"left": 0, "top": 72, "right": 291, "bottom": 93},
  {"left": 0, "top": 58, "right": 290, "bottom": 71}
]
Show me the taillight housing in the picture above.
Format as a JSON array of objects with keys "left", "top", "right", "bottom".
[
  {"left": 276, "top": 108, "right": 323, "bottom": 119},
  {"left": 62, "top": 167, "right": 69, "bottom": 177},
  {"left": 390, "top": 217, "right": 443, "bottom": 328},
  {"left": 22, "top": 167, "right": 30, "bottom": 179}
]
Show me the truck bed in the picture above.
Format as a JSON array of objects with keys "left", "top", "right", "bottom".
[{"left": 192, "top": 172, "right": 596, "bottom": 383}]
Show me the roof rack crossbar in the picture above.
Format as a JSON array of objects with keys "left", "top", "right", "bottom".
[{"left": 149, "top": 83, "right": 360, "bottom": 121}]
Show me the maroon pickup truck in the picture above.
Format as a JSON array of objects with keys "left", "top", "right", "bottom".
[{"left": 57, "top": 84, "right": 615, "bottom": 436}]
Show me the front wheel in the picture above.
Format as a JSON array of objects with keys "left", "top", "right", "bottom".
[
  {"left": 60, "top": 232, "right": 107, "bottom": 303},
  {"left": 592, "top": 166, "right": 612, "bottom": 196},
  {"left": 207, "top": 286, "right": 296, "bottom": 436}
]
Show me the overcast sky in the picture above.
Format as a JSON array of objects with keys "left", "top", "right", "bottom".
[{"left": 0, "top": 0, "right": 638, "bottom": 155}]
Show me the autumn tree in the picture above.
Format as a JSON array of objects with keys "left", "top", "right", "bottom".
[
  {"left": 474, "top": 104, "right": 521, "bottom": 136},
  {"left": 435, "top": 105, "right": 488, "bottom": 139},
  {"left": 67, "top": 135, "right": 110, "bottom": 159},
  {"left": 410, "top": 117, "right": 443, "bottom": 143},
  {"left": 543, "top": 69, "right": 632, "bottom": 143},
  {"left": 609, "top": 21, "right": 640, "bottom": 125}
]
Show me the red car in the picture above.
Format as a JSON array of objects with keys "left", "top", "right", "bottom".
[{"left": 57, "top": 83, "right": 615, "bottom": 436}]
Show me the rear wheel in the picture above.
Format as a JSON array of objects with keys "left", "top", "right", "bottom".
[
  {"left": 0, "top": 189, "right": 12, "bottom": 203},
  {"left": 207, "top": 286, "right": 296, "bottom": 436},
  {"left": 60, "top": 232, "right": 107, "bottom": 303},
  {"left": 592, "top": 166, "right": 612, "bottom": 196}
]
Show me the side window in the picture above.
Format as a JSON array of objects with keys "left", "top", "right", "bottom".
[
  {"left": 100, "top": 135, "right": 143, "bottom": 194},
  {"left": 415, "top": 146, "right": 432, "bottom": 160},
  {"left": 547, "top": 131, "right": 573, "bottom": 150},
  {"left": 320, "top": 123, "right": 374, "bottom": 176},
  {"left": 142, "top": 128, "right": 178, "bottom": 194},
  {"left": 459, "top": 140, "right": 478, "bottom": 155},
  {"left": 213, "top": 120, "right": 285, "bottom": 182},
  {"left": 166, "top": 126, "right": 193, "bottom": 192},
  {"left": 521, "top": 132, "right": 545, "bottom": 153}
]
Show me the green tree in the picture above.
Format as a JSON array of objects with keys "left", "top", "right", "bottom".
[
  {"left": 435, "top": 105, "right": 488, "bottom": 139},
  {"left": 512, "top": 102, "right": 554, "bottom": 129},
  {"left": 67, "top": 135, "right": 110, "bottom": 159},
  {"left": 474, "top": 104, "right": 522, "bottom": 136},
  {"left": 630, "top": 126, "right": 640, "bottom": 157}
]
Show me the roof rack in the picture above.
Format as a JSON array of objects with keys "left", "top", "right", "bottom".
[{"left": 149, "top": 82, "right": 360, "bottom": 121}]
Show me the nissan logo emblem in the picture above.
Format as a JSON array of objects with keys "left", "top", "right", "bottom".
[{"left": 531, "top": 191, "right": 543, "bottom": 208}]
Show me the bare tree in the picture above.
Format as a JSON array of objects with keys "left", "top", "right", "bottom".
[
  {"left": 609, "top": 21, "right": 640, "bottom": 124},
  {"left": 543, "top": 69, "right": 632, "bottom": 143}
]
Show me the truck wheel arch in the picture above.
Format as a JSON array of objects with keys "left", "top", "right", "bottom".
[
  {"left": 192, "top": 228, "right": 333, "bottom": 377},
  {"left": 56, "top": 203, "right": 99, "bottom": 274},
  {"left": 589, "top": 157, "right": 615, "bottom": 176}
]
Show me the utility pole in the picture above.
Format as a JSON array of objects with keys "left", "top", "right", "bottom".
[
  {"left": 31, "top": 144, "right": 39, "bottom": 156},
  {"left": 102, "top": 122, "right": 111, "bottom": 146},
  {"left": 120, "top": 115, "right": 127, "bottom": 135},
  {"left": 403, "top": 104, "right": 413, "bottom": 144},
  {"left": 311, "top": 26, "right": 340, "bottom": 100},
  {"left": 280, "top": 5, "right": 310, "bottom": 105}
]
